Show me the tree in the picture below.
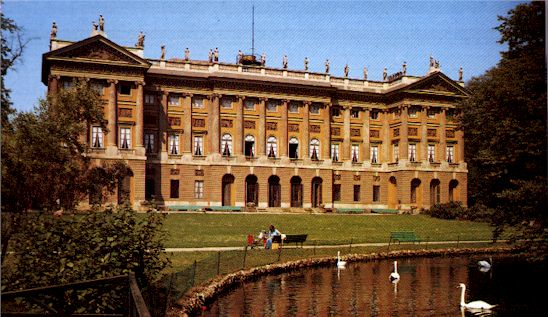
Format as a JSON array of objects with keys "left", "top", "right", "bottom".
[{"left": 459, "top": 2, "right": 546, "bottom": 252}]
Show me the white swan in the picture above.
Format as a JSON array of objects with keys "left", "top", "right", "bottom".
[
  {"left": 478, "top": 257, "right": 492, "bottom": 272},
  {"left": 337, "top": 251, "right": 346, "bottom": 268},
  {"left": 459, "top": 283, "right": 497, "bottom": 310},
  {"left": 389, "top": 260, "right": 400, "bottom": 282}
]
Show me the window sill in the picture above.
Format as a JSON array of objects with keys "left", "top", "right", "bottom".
[
  {"left": 193, "top": 155, "right": 206, "bottom": 160},
  {"left": 332, "top": 161, "right": 343, "bottom": 166},
  {"left": 169, "top": 154, "right": 182, "bottom": 159},
  {"left": 119, "top": 148, "right": 135, "bottom": 154},
  {"left": 89, "top": 148, "right": 106, "bottom": 153}
]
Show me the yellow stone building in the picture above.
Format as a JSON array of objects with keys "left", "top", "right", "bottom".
[{"left": 42, "top": 33, "right": 468, "bottom": 212}]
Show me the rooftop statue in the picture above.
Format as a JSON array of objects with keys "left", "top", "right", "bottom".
[
  {"left": 99, "top": 15, "right": 104, "bottom": 32},
  {"left": 50, "top": 22, "right": 57, "bottom": 40},
  {"left": 383, "top": 67, "right": 388, "bottom": 81},
  {"left": 459, "top": 67, "right": 463, "bottom": 81},
  {"left": 304, "top": 57, "right": 309, "bottom": 71},
  {"left": 363, "top": 66, "right": 368, "bottom": 80},
  {"left": 160, "top": 45, "right": 166, "bottom": 60},
  {"left": 344, "top": 64, "right": 349, "bottom": 77},
  {"left": 237, "top": 50, "right": 243, "bottom": 64},
  {"left": 283, "top": 55, "right": 288, "bottom": 69},
  {"left": 260, "top": 52, "right": 266, "bottom": 66},
  {"left": 214, "top": 47, "right": 219, "bottom": 62},
  {"left": 325, "top": 59, "right": 330, "bottom": 73},
  {"left": 402, "top": 61, "right": 407, "bottom": 75},
  {"left": 136, "top": 31, "right": 145, "bottom": 47},
  {"left": 208, "top": 49, "right": 213, "bottom": 63},
  {"left": 185, "top": 48, "right": 190, "bottom": 61}
]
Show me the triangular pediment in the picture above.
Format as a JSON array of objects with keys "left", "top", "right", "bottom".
[
  {"left": 45, "top": 35, "right": 150, "bottom": 67},
  {"left": 404, "top": 71, "right": 469, "bottom": 96}
]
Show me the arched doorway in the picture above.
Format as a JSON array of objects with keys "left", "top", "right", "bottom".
[
  {"left": 222, "top": 174, "right": 235, "bottom": 206},
  {"left": 290, "top": 176, "right": 303, "bottom": 207},
  {"left": 388, "top": 176, "right": 398, "bottom": 209},
  {"left": 430, "top": 179, "right": 441, "bottom": 205},
  {"left": 245, "top": 175, "right": 258, "bottom": 206},
  {"left": 268, "top": 176, "right": 281, "bottom": 207},
  {"left": 449, "top": 179, "right": 459, "bottom": 202},
  {"left": 410, "top": 178, "right": 422, "bottom": 207},
  {"left": 311, "top": 177, "right": 323, "bottom": 207}
]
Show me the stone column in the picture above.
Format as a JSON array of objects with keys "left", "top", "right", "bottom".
[
  {"left": 342, "top": 106, "right": 351, "bottom": 161},
  {"left": 235, "top": 96, "right": 244, "bottom": 156},
  {"left": 322, "top": 102, "right": 332, "bottom": 160},
  {"left": 400, "top": 105, "right": 409, "bottom": 160},
  {"left": 48, "top": 75, "right": 59, "bottom": 96},
  {"left": 381, "top": 110, "right": 390, "bottom": 163},
  {"left": 182, "top": 93, "right": 193, "bottom": 155},
  {"left": 302, "top": 101, "right": 310, "bottom": 159},
  {"left": 135, "top": 81, "right": 145, "bottom": 155},
  {"left": 258, "top": 97, "right": 267, "bottom": 157},
  {"left": 456, "top": 130, "right": 464, "bottom": 163},
  {"left": 107, "top": 79, "right": 118, "bottom": 149},
  {"left": 160, "top": 91, "right": 169, "bottom": 156},
  {"left": 209, "top": 94, "right": 221, "bottom": 154},
  {"left": 420, "top": 107, "right": 428, "bottom": 161},
  {"left": 280, "top": 99, "right": 289, "bottom": 158},
  {"left": 440, "top": 108, "right": 447, "bottom": 162},
  {"left": 363, "top": 108, "right": 370, "bottom": 160}
]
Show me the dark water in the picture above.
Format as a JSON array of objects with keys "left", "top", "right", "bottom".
[{"left": 204, "top": 255, "right": 546, "bottom": 317}]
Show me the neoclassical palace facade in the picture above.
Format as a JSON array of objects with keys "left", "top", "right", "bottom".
[{"left": 42, "top": 34, "right": 468, "bottom": 212}]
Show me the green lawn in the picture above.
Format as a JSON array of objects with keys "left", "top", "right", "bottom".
[{"left": 161, "top": 213, "right": 498, "bottom": 248}]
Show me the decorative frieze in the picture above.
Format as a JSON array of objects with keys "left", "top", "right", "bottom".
[
  {"left": 334, "top": 174, "right": 342, "bottom": 181},
  {"left": 170, "top": 169, "right": 180, "bottom": 175},
  {"left": 168, "top": 116, "right": 181, "bottom": 126},
  {"left": 370, "top": 130, "right": 380, "bottom": 138},
  {"left": 427, "top": 128, "right": 437, "bottom": 137},
  {"left": 266, "top": 122, "right": 277, "bottom": 131},
  {"left": 221, "top": 119, "right": 233, "bottom": 128},
  {"left": 408, "top": 127, "right": 418, "bottom": 136},
  {"left": 244, "top": 120, "right": 256, "bottom": 129},
  {"left": 446, "top": 130, "right": 455, "bottom": 138},
  {"left": 118, "top": 108, "right": 132, "bottom": 118},
  {"left": 192, "top": 118, "right": 205, "bottom": 127},
  {"left": 288, "top": 123, "right": 299, "bottom": 132},
  {"left": 195, "top": 169, "right": 204, "bottom": 176},
  {"left": 353, "top": 175, "right": 361, "bottom": 181},
  {"left": 331, "top": 127, "right": 341, "bottom": 136},
  {"left": 393, "top": 128, "right": 400, "bottom": 137},
  {"left": 373, "top": 176, "right": 381, "bottom": 182},
  {"left": 310, "top": 125, "right": 320, "bottom": 133},
  {"left": 351, "top": 128, "right": 361, "bottom": 137}
]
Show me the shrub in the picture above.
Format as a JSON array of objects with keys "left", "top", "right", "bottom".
[{"left": 424, "top": 201, "right": 466, "bottom": 220}]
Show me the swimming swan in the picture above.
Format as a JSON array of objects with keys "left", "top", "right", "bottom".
[
  {"left": 389, "top": 260, "right": 400, "bottom": 282},
  {"left": 337, "top": 251, "right": 346, "bottom": 268},
  {"left": 478, "top": 257, "right": 492, "bottom": 272},
  {"left": 459, "top": 283, "right": 497, "bottom": 310}
]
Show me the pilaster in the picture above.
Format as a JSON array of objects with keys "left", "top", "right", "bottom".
[
  {"left": 258, "top": 97, "right": 267, "bottom": 157},
  {"left": 400, "top": 105, "right": 409, "bottom": 160},
  {"left": 280, "top": 99, "right": 289, "bottom": 158},
  {"left": 209, "top": 94, "right": 221, "bottom": 154},
  {"left": 106, "top": 79, "right": 118, "bottom": 152},
  {"left": 322, "top": 102, "right": 331, "bottom": 159},
  {"left": 342, "top": 105, "right": 351, "bottom": 161},
  {"left": 235, "top": 96, "right": 244, "bottom": 156},
  {"left": 135, "top": 81, "right": 145, "bottom": 155},
  {"left": 183, "top": 93, "right": 193, "bottom": 155},
  {"left": 302, "top": 101, "right": 310, "bottom": 159}
]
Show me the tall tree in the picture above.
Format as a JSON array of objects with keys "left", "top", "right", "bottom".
[{"left": 459, "top": 2, "right": 546, "bottom": 250}]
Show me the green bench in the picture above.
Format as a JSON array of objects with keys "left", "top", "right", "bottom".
[
  {"left": 336, "top": 208, "right": 365, "bottom": 214},
  {"left": 372, "top": 208, "right": 399, "bottom": 214},
  {"left": 283, "top": 234, "right": 308, "bottom": 248},
  {"left": 389, "top": 231, "right": 421, "bottom": 245},
  {"left": 209, "top": 206, "right": 242, "bottom": 212},
  {"left": 170, "top": 205, "right": 203, "bottom": 211}
]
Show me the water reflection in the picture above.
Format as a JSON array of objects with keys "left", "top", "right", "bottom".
[{"left": 204, "top": 255, "right": 546, "bottom": 317}]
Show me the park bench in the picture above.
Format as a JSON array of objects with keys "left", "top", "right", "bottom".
[
  {"left": 336, "top": 208, "right": 365, "bottom": 214},
  {"left": 283, "top": 234, "right": 308, "bottom": 248},
  {"left": 170, "top": 205, "right": 202, "bottom": 211},
  {"left": 389, "top": 231, "right": 421, "bottom": 245},
  {"left": 372, "top": 208, "right": 399, "bottom": 214},
  {"left": 209, "top": 206, "right": 242, "bottom": 212}
]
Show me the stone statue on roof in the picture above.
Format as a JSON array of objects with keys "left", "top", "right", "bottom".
[
  {"left": 458, "top": 67, "right": 463, "bottom": 81},
  {"left": 208, "top": 49, "right": 213, "bottom": 63},
  {"left": 402, "top": 61, "right": 407, "bottom": 75},
  {"left": 237, "top": 50, "right": 243, "bottom": 64},
  {"left": 363, "top": 66, "right": 368, "bottom": 80},
  {"left": 136, "top": 31, "right": 145, "bottom": 47},
  {"left": 214, "top": 47, "right": 219, "bottom": 62},
  {"left": 260, "top": 52, "right": 266, "bottom": 66},
  {"left": 160, "top": 45, "right": 166, "bottom": 60},
  {"left": 325, "top": 59, "right": 330, "bottom": 73},
  {"left": 185, "top": 48, "right": 190, "bottom": 61},
  {"left": 344, "top": 64, "right": 349, "bottom": 77},
  {"left": 304, "top": 57, "right": 309, "bottom": 71},
  {"left": 99, "top": 15, "right": 104, "bottom": 32},
  {"left": 50, "top": 22, "right": 57, "bottom": 40},
  {"left": 92, "top": 21, "right": 98, "bottom": 31},
  {"left": 383, "top": 67, "right": 388, "bottom": 81},
  {"left": 283, "top": 55, "right": 288, "bottom": 69}
]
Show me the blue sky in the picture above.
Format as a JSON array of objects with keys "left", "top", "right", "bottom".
[{"left": 4, "top": 0, "right": 522, "bottom": 112}]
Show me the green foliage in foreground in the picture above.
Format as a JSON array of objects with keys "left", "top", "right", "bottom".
[
  {"left": 161, "top": 213, "right": 499, "bottom": 248},
  {"left": 1, "top": 206, "right": 169, "bottom": 314}
]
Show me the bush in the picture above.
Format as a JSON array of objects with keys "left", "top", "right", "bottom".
[{"left": 424, "top": 201, "right": 466, "bottom": 220}]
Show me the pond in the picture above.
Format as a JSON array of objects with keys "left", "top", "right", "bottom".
[{"left": 204, "top": 255, "right": 546, "bottom": 316}]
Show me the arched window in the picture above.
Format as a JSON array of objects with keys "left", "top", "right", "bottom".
[
  {"left": 289, "top": 137, "right": 299, "bottom": 159},
  {"left": 221, "top": 134, "right": 232, "bottom": 157},
  {"left": 267, "top": 136, "right": 277, "bottom": 158},
  {"left": 244, "top": 135, "right": 255, "bottom": 157},
  {"left": 310, "top": 138, "right": 320, "bottom": 160}
]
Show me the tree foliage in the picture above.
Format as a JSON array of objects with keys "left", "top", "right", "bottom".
[{"left": 459, "top": 2, "right": 547, "bottom": 248}]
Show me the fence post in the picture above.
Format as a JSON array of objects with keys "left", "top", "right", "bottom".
[
  {"left": 277, "top": 245, "right": 282, "bottom": 262},
  {"left": 426, "top": 236, "right": 429, "bottom": 250},
  {"left": 242, "top": 246, "right": 248, "bottom": 269},
  {"left": 313, "top": 241, "right": 316, "bottom": 256},
  {"left": 457, "top": 234, "right": 460, "bottom": 248},
  {"left": 217, "top": 251, "right": 221, "bottom": 275},
  {"left": 191, "top": 260, "right": 197, "bottom": 286},
  {"left": 349, "top": 238, "right": 353, "bottom": 253}
]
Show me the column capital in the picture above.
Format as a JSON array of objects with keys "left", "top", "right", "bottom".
[
  {"left": 323, "top": 102, "right": 332, "bottom": 107},
  {"left": 107, "top": 79, "right": 118, "bottom": 85},
  {"left": 259, "top": 96, "right": 268, "bottom": 102},
  {"left": 183, "top": 92, "right": 193, "bottom": 98},
  {"left": 209, "top": 93, "right": 222, "bottom": 100},
  {"left": 342, "top": 105, "right": 352, "bottom": 110},
  {"left": 281, "top": 99, "right": 290, "bottom": 104},
  {"left": 303, "top": 101, "right": 312, "bottom": 106},
  {"left": 162, "top": 90, "right": 170, "bottom": 96},
  {"left": 237, "top": 95, "right": 246, "bottom": 101},
  {"left": 135, "top": 80, "right": 145, "bottom": 86},
  {"left": 48, "top": 74, "right": 60, "bottom": 81}
]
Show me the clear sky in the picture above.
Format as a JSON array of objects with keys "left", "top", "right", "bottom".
[{"left": 4, "top": 0, "right": 522, "bottom": 112}]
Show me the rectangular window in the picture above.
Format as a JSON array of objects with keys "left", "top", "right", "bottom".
[
  {"left": 169, "top": 95, "right": 180, "bottom": 106},
  {"left": 289, "top": 102, "right": 299, "bottom": 113},
  {"left": 63, "top": 81, "right": 73, "bottom": 89},
  {"left": 145, "top": 133, "right": 155, "bottom": 153},
  {"left": 371, "top": 146, "right": 379, "bottom": 164},
  {"left": 393, "top": 144, "right": 399, "bottom": 162},
  {"left": 353, "top": 185, "right": 360, "bottom": 202},
  {"left": 331, "top": 107, "right": 340, "bottom": 117},
  {"left": 119, "top": 127, "right": 131, "bottom": 149},
  {"left": 351, "top": 144, "right": 360, "bottom": 162},
  {"left": 310, "top": 104, "right": 320, "bottom": 114},
  {"left": 373, "top": 185, "right": 380, "bottom": 202},
  {"left": 170, "top": 180, "right": 179, "bottom": 199},
  {"left": 333, "top": 184, "right": 341, "bottom": 201},
  {"left": 194, "top": 181, "right": 204, "bottom": 199},
  {"left": 351, "top": 109, "right": 360, "bottom": 118},
  {"left": 446, "top": 145, "right": 455, "bottom": 163},
  {"left": 91, "top": 82, "right": 104, "bottom": 95},
  {"left": 145, "top": 94, "right": 155, "bottom": 105},
  {"left": 169, "top": 134, "right": 180, "bottom": 155},
  {"left": 408, "top": 107, "right": 419, "bottom": 118},
  {"left": 221, "top": 97, "right": 233, "bottom": 109},
  {"left": 192, "top": 97, "right": 204, "bottom": 108},
  {"left": 119, "top": 84, "right": 131, "bottom": 95},
  {"left": 428, "top": 144, "right": 436, "bottom": 162},
  {"left": 244, "top": 99, "right": 255, "bottom": 110},
  {"left": 427, "top": 109, "right": 436, "bottom": 119},
  {"left": 370, "top": 110, "right": 379, "bottom": 120},
  {"left": 91, "top": 126, "right": 104, "bottom": 148},
  {"left": 267, "top": 100, "right": 278, "bottom": 112},
  {"left": 194, "top": 135, "right": 203, "bottom": 156},
  {"left": 330, "top": 143, "right": 339, "bottom": 162},
  {"left": 408, "top": 144, "right": 417, "bottom": 162}
]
